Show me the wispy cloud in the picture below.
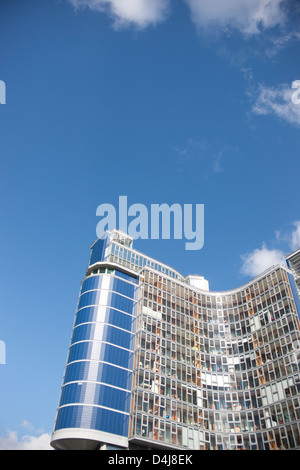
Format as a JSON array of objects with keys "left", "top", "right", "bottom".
[
  {"left": 240, "top": 221, "right": 300, "bottom": 277},
  {"left": 290, "top": 221, "right": 300, "bottom": 251},
  {"left": 276, "top": 221, "right": 300, "bottom": 251},
  {"left": 251, "top": 82, "right": 300, "bottom": 127},
  {"left": 183, "top": 0, "right": 287, "bottom": 36},
  {"left": 172, "top": 139, "right": 238, "bottom": 175},
  {"left": 172, "top": 139, "right": 209, "bottom": 164},
  {"left": 212, "top": 149, "right": 224, "bottom": 173},
  {"left": 21, "top": 420, "right": 35, "bottom": 432},
  {"left": 265, "top": 30, "right": 300, "bottom": 57},
  {"left": 66, "top": 0, "right": 170, "bottom": 29}
]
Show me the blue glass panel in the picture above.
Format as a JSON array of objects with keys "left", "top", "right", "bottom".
[
  {"left": 102, "top": 344, "right": 134, "bottom": 369},
  {"left": 81, "top": 275, "right": 105, "bottom": 294},
  {"left": 111, "top": 277, "right": 136, "bottom": 298},
  {"left": 67, "top": 341, "right": 133, "bottom": 369},
  {"left": 75, "top": 306, "right": 98, "bottom": 325},
  {"left": 77, "top": 291, "right": 135, "bottom": 314},
  {"left": 77, "top": 291, "right": 100, "bottom": 309},
  {"left": 71, "top": 324, "right": 135, "bottom": 350},
  {"left": 64, "top": 362, "right": 133, "bottom": 390},
  {"left": 54, "top": 405, "right": 129, "bottom": 437},
  {"left": 81, "top": 275, "right": 136, "bottom": 298},
  {"left": 109, "top": 293, "right": 135, "bottom": 314},
  {"left": 103, "top": 325, "right": 134, "bottom": 350},
  {"left": 71, "top": 323, "right": 93, "bottom": 343},
  {"left": 59, "top": 382, "right": 131, "bottom": 413},
  {"left": 89, "top": 238, "right": 107, "bottom": 266},
  {"left": 114, "top": 269, "right": 139, "bottom": 285},
  {"left": 75, "top": 306, "right": 136, "bottom": 332}
]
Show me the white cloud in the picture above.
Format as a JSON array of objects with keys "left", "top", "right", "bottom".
[
  {"left": 67, "top": 0, "right": 170, "bottom": 29},
  {"left": 240, "top": 221, "right": 300, "bottom": 277},
  {"left": 0, "top": 429, "right": 52, "bottom": 450},
  {"left": 183, "top": 0, "right": 286, "bottom": 36},
  {"left": 252, "top": 82, "right": 300, "bottom": 126},
  {"left": 240, "top": 243, "right": 285, "bottom": 277}
]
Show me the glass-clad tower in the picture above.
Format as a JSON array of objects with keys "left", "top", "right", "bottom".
[{"left": 51, "top": 230, "right": 300, "bottom": 450}]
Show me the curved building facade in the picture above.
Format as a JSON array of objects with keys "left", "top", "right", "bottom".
[
  {"left": 51, "top": 259, "right": 139, "bottom": 450},
  {"left": 51, "top": 230, "right": 300, "bottom": 450}
]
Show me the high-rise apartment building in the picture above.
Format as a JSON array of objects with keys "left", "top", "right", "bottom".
[{"left": 51, "top": 230, "right": 300, "bottom": 450}]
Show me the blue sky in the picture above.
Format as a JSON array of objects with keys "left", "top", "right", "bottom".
[{"left": 0, "top": 0, "right": 300, "bottom": 449}]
